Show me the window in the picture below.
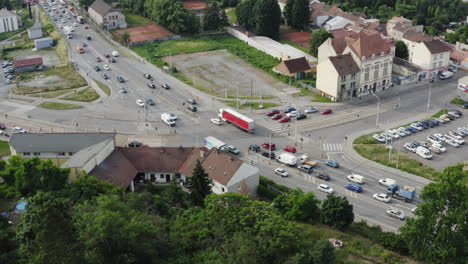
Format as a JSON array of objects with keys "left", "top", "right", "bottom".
[
  {"left": 364, "top": 67, "right": 370, "bottom": 81},
  {"left": 439, "top": 54, "right": 442, "bottom": 60},
  {"left": 341, "top": 75, "right": 346, "bottom": 81},
  {"left": 221, "top": 187, "right": 226, "bottom": 192},
  {"left": 374, "top": 70, "right": 379, "bottom": 79},
  {"left": 432, "top": 63, "right": 436, "bottom": 69},
  {"left": 382, "top": 80, "right": 386, "bottom": 85},
  {"left": 159, "top": 174, "right": 164, "bottom": 179},
  {"left": 438, "top": 61, "right": 442, "bottom": 67},
  {"left": 58, "top": 152, "right": 65, "bottom": 156},
  {"left": 350, "top": 82, "right": 356, "bottom": 89},
  {"left": 23, "top": 152, "right": 30, "bottom": 156},
  {"left": 364, "top": 85, "right": 368, "bottom": 92},
  {"left": 68, "top": 152, "right": 73, "bottom": 156},
  {"left": 351, "top": 73, "right": 356, "bottom": 79},
  {"left": 341, "top": 84, "right": 346, "bottom": 91},
  {"left": 383, "top": 66, "right": 388, "bottom": 76},
  {"left": 33, "top": 152, "right": 40, "bottom": 156}
]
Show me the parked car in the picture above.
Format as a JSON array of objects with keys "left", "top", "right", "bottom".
[
  {"left": 143, "top": 73, "right": 152, "bottom": 79},
  {"left": 284, "top": 107, "right": 296, "bottom": 113},
  {"left": 210, "top": 118, "right": 223, "bottom": 125},
  {"left": 275, "top": 168, "right": 288, "bottom": 177},
  {"left": 283, "top": 146, "right": 297, "bottom": 153},
  {"left": 296, "top": 114, "right": 307, "bottom": 120},
  {"left": 278, "top": 116, "right": 291, "bottom": 123},
  {"left": 345, "top": 183, "right": 363, "bottom": 193},
  {"left": 266, "top": 109, "right": 280, "bottom": 116},
  {"left": 128, "top": 141, "right": 144, "bottom": 147},
  {"left": 386, "top": 207, "right": 405, "bottom": 220},
  {"left": 116, "top": 76, "right": 125, "bottom": 83},
  {"left": 427, "top": 135, "right": 441, "bottom": 144},
  {"left": 272, "top": 114, "right": 283, "bottom": 120},
  {"left": 13, "top": 127, "right": 26, "bottom": 133},
  {"left": 398, "top": 127, "right": 411, "bottom": 136},
  {"left": 146, "top": 98, "right": 155, "bottom": 106},
  {"left": 304, "top": 107, "right": 318, "bottom": 113},
  {"left": 147, "top": 83, "right": 156, "bottom": 89},
  {"left": 261, "top": 152, "right": 275, "bottom": 159},
  {"left": 321, "top": 109, "right": 333, "bottom": 115},
  {"left": 118, "top": 88, "right": 127, "bottom": 94},
  {"left": 186, "top": 99, "right": 197, "bottom": 105},
  {"left": 136, "top": 99, "right": 145, "bottom": 107},
  {"left": 109, "top": 58, "right": 116, "bottom": 63},
  {"left": 318, "top": 184, "right": 334, "bottom": 194},
  {"left": 433, "top": 133, "right": 447, "bottom": 142},
  {"left": 462, "top": 103, "right": 468, "bottom": 109},
  {"left": 0, "top": 123, "right": 6, "bottom": 130},
  {"left": 286, "top": 111, "right": 300, "bottom": 118},
  {"left": 161, "top": 84, "right": 170, "bottom": 89},
  {"left": 434, "top": 117, "right": 446, "bottom": 124},
  {"left": 410, "top": 123, "right": 423, "bottom": 131},
  {"left": 373, "top": 134, "right": 386, "bottom": 143},
  {"left": 101, "top": 73, "right": 109, "bottom": 79},
  {"left": 261, "top": 143, "right": 276, "bottom": 150},
  {"left": 96, "top": 57, "right": 102, "bottom": 62},
  {"left": 186, "top": 104, "right": 197, "bottom": 112},
  {"left": 324, "top": 160, "right": 339, "bottom": 168},
  {"left": 227, "top": 145, "right": 240, "bottom": 155},
  {"left": 248, "top": 144, "right": 261, "bottom": 152},
  {"left": 103, "top": 64, "right": 110, "bottom": 70},
  {"left": 404, "top": 142, "right": 418, "bottom": 152},
  {"left": 94, "top": 65, "right": 101, "bottom": 71},
  {"left": 373, "top": 193, "right": 391, "bottom": 203}
]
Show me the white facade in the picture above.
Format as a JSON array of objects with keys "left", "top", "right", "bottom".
[
  {"left": 404, "top": 40, "right": 451, "bottom": 80},
  {"left": 102, "top": 11, "right": 127, "bottom": 29},
  {"left": 317, "top": 56, "right": 360, "bottom": 101},
  {"left": 0, "top": 9, "right": 20, "bottom": 33}
]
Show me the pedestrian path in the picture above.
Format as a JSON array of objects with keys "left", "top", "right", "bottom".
[{"left": 323, "top": 143, "right": 343, "bottom": 152}]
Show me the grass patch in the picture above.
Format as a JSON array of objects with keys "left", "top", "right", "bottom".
[
  {"left": 221, "top": 100, "right": 279, "bottom": 110},
  {"left": 353, "top": 134, "right": 380, "bottom": 144},
  {"left": 14, "top": 65, "right": 86, "bottom": 94},
  {"left": 38, "top": 102, "right": 83, "bottom": 110},
  {"left": 279, "top": 39, "right": 309, "bottom": 53},
  {"left": 432, "top": 109, "right": 448, "bottom": 118},
  {"left": 226, "top": 8, "right": 237, "bottom": 24},
  {"left": 93, "top": 79, "right": 111, "bottom": 96},
  {"left": 450, "top": 98, "right": 466, "bottom": 105},
  {"left": 353, "top": 144, "right": 439, "bottom": 180},
  {"left": 122, "top": 9, "right": 153, "bottom": 26},
  {"left": 38, "top": 7, "right": 68, "bottom": 64},
  {"left": 62, "top": 87, "right": 99, "bottom": 102},
  {"left": 28, "top": 90, "right": 71, "bottom": 98},
  {"left": 0, "top": 141, "right": 11, "bottom": 157}
]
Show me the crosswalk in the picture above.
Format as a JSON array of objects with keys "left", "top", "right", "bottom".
[{"left": 323, "top": 143, "right": 343, "bottom": 152}]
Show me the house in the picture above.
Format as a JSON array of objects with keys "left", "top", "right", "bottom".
[
  {"left": 27, "top": 26, "right": 43, "bottom": 39},
  {"left": 273, "top": 57, "right": 314, "bottom": 78},
  {"left": 450, "top": 49, "right": 468, "bottom": 70},
  {"left": 386, "top": 17, "right": 423, "bottom": 41},
  {"left": 34, "top": 37, "right": 53, "bottom": 49},
  {"left": 324, "top": 16, "right": 355, "bottom": 31},
  {"left": 88, "top": 0, "right": 127, "bottom": 29},
  {"left": 0, "top": 8, "right": 21, "bottom": 33},
  {"left": 13, "top": 57, "right": 43, "bottom": 73},
  {"left": 392, "top": 57, "right": 423, "bottom": 85},
  {"left": 91, "top": 147, "right": 259, "bottom": 194},
  {"left": 317, "top": 30, "right": 394, "bottom": 100},
  {"left": 316, "top": 54, "right": 360, "bottom": 101},
  {"left": 309, "top": 1, "right": 363, "bottom": 29}
]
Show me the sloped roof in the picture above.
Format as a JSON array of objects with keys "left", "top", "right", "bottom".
[
  {"left": 200, "top": 150, "right": 243, "bottom": 186},
  {"left": 329, "top": 29, "right": 359, "bottom": 39},
  {"left": 9, "top": 133, "right": 114, "bottom": 152},
  {"left": 118, "top": 147, "right": 195, "bottom": 172},
  {"left": 90, "top": 149, "right": 137, "bottom": 187},
  {"left": 393, "top": 57, "right": 422, "bottom": 73},
  {"left": 423, "top": 39, "right": 452, "bottom": 54},
  {"left": 0, "top": 8, "right": 17, "bottom": 17},
  {"left": 331, "top": 36, "right": 355, "bottom": 55},
  {"left": 329, "top": 54, "right": 360, "bottom": 76},
  {"left": 89, "top": 0, "right": 116, "bottom": 16},
  {"left": 403, "top": 30, "right": 433, "bottom": 43},
  {"left": 450, "top": 49, "right": 468, "bottom": 61},
  {"left": 274, "top": 57, "right": 311, "bottom": 75},
  {"left": 13, "top": 57, "right": 43, "bottom": 68},
  {"left": 349, "top": 30, "right": 392, "bottom": 58}
]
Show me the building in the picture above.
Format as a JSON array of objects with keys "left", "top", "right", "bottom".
[
  {"left": 34, "top": 37, "right": 53, "bottom": 49},
  {"left": 0, "top": 8, "right": 21, "bottom": 33},
  {"left": 457, "top": 76, "right": 468, "bottom": 101},
  {"left": 88, "top": 0, "right": 127, "bottom": 29},
  {"left": 386, "top": 17, "right": 423, "bottom": 41},
  {"left": 324, "top": 16, "right": 355, "bottom": 31},
  {"left": 273, "top": 57, "right": 313, "bottom": 78},
  {"left": 316, "top": 54, "right": 360, "bottom": 101},
  {"left": 13, "top": 57, "right": 43, "bottom": 73},
  {"left": 450, "top": 49, "right": 468, "bottom": 70},
  {"left": 317, "top": 30, "right": 394, "bottom": 100},
  {"left": 392, "top": 57, "right": 423, "bottom": 85},
  {"left": 309, "top": 1, "right": 363, "bottom": 29},
  {"left": 27, "top": 26, "right": 43, "bottom": 39}
]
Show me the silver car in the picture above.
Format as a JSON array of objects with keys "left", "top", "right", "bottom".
[{"left": 386, "top": 207, "right": 405, "bottom": 220}]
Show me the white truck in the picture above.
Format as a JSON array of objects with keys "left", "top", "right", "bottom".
[
  {"left": 416, "top": 146, "right": 432, "bottom": 159},
  {"left": 439, "top": 71, "right": 454, "bottom": 80},
  {"left": 276, "top": 153, "right": 297, "bottom": 166},
  {"left": 203, "top": 136, "right": 227, "bottom": 150},
  {"left": 161, "top": 113, "right": 175, "bottom": 127}
]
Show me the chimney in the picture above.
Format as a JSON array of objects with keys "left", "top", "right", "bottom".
[{"left": 200, "top": 150, "right": 204, "bottom": 158}]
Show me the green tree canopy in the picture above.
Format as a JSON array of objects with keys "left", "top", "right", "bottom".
[
  {"left": 203, "top": 2, "right": 228, "bottom": 31},
  {"left": 400, "top": 164, "right": 468, "bottom": 263},
  {"left": 309, "top": 29, "right": 334, "bottom": 57},
  {"left": 273, "top": 188, "right": 320, "bottom": 222},
  {"left": 320, "top": 195, "right": 354, "bottom": 230},
  {"left": 236, "top": 0, "right": 281, "bottom": 39},
  {"left": 291, "top": 0, "right": 310, "bottom": 30},
  {"left": 395, "top": 40, "right": 409, "bottom": 60},
  {"left": 187, "top": 160, "right": 212, "bottom": 206},
  {"left": 144, "top": 0, "right": 199, "bottom": 34}
]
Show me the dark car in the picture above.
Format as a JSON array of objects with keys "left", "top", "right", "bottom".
[
  {"left": 462, "top": 103, "right": 468, "bottom": 109},
  {"left": 147, "top": 83, "right": 156, "bottom": 89},
  {"left": 162, "top": 84, "right": 170, "bottom": 89},
  {"left": 423, "top": 120, "right": 434, "bottom": 127},
  {"left": 429, "top": 119, "right": 439, "bottom": 126},
  {"left": 116, "top": 76, "right": 125, "bottom": 83},
  {"left": 284, "top": 107, "right": 296, "bottom": 113},
  {"left": 266, "top": 109, "right": 280, "bottom": 116},
  {"left": 445, "top": 113, "right": 456, "bottom": 120},
  {"left": 314, "top": 172, "right": 330, "bottom": 181},
  {"left": 95, "top": 66, "right": 101, "bottom": 72},
  {"left": 186, "top": 99, "right": 197, "bottom": 105},
  {"left": 146, "top": 98, "right": 155, "bottom": 105},
  {"left": 298, "top": 164, "right": 313, "bottom": 174},
  {"left": 261, "top": 151, "right": 275, "bottom": 159},
  {"left": 345, "top": 183, "right": 362, "bottom": 193},
  {"left": 101, "top": 73, "right": 109, "bottom": 80},
  {"left": 86, "top": 35, "right": 91, "bottom": 40},
  {"left": 104, "top": 54, "right": 111, "bottom": 58},
  {"left": 417, "top": 121, "right": 429, "bottom": 128},
  {"left": 128, "top": 141, "right": 143, "bottom": 147},
  {"left": 296, "top": 114, "right": 307, "bottom": 120},
  {"left": 187, "top": 104, "right": 197, "bottom": 112},
  {"left": 450, "top": 109, "right": 462, "bottom": 116},
  {"left": 248, "top": 144, "right": 261, "bottom": 152},
  {"left": 109, "top": 58, "right": 116, "bottom": 63}
]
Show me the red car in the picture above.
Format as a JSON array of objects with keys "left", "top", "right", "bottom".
[
  {"left": 283, "top": 146, "right": 297, "bottom": 153},
  {"left": 272, "top": 114, "right": 283, "bottom": 120},
  {"left": 0, "top": 123, "right": 6, "bottom": 130},
  {"left": 96, "top": 57, "right": 102, "bottom": 62},
  {"left": 321, "top": 109, "right": 333, "bottom": 115},
  {"left": 266, "top": 109, "right": 280, "bottom": 117},
  {"left": 84, "top": 25, "right": 89, "bottom": 29},
  {"left": 261, "top": 143, "right": 276, "bottom": 151},
  {"left": 279, "top": 116, "right": 291, "bottom": 123}
]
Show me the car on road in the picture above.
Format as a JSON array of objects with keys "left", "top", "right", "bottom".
[
  {"left": 186, "top": 105, "right": 197, "bottom": 112},
  {"left": 463, "top": 103, "right": 468, "bottom": 109},
  {"left": 261, "top": 151, "right": 275, "bottom": 159},
  {"left": 321, "top": 109, "right": 333, "bottom": 115},
  {"left": 186, "top": 99, "right": 197, "bottom": 105},
  {"left": 386, "top": 208, "right": 405, "bottom": 220},
  {"left": 324, "top": 160, "right": 339, "bottom": 168},
  {"left": 103, "top": 64, "right": 110, "bottom": 71},
  {"left": 286, "top": 110, "right": 300, "bottom": 118},
  {"left": 296, "top": 114, "right": 307, "bottom": 120},
  {"left": 271, "top": 114, "right": 282, "bottom": 120},
  {"left": 136, "top": 99, "right": 145, "bottom": 107},
  {"left": 278, "top": 116, "right": 291, "bottom": 123},
  {"left": 112, "top": 51, "right": 120, "bottom": 57},
  {"left": 161, "top": 84, "right": 170, "bottom": 89},
  {"left": 345, "top": 183, "right": 363, "bottom": 193},
  {"left": 147, "top": 83, "right": 156, "bottom": 89},
  {"left": 167, "top": 113, "right": 178, "bottom": 121},
  {"left": 143, "top": 73, "right": 152, "bottom": 79},
  {"left": 146, "top": 98, "right": 155, "bottom": 106},
  {"left": 81, "top": 42, "right": 87, "bottom": 47},
  {"left": 314, "top": 171, "right": 330, "bottom": 181},
  {"left": 378, "top": 178, "right": 396, "bottom": 187},
  {"left": 0, "top": 124, "right": 5, "bottom": 130},
  {"left": 116, "top": 76, "right": 125, "bottom": 83},
  {"left": 210, "top": 118, "right": 222, "bottom": 125},
  {"left": 410, "top": 123, "right": 423, "bottom": 131},
  {"left": 227, "top": 145, "right": 240, "bottom": 155},
  {"left": 373, "top": 134, "right": 386, "bottom": 143},
  {"left": 266, "top": 109, "right": 280, "bottom": 116},
  {"left": 101, "top": 73, "right": 109, "bottom": 79},
  {"left": 373, "top": 193, "right": 391, "bottom": 203},
  {"left": 96, "top": 57, "right": 102, "bottom": 62},
  {"left": 284, "top": 107, "right": 296, "bottom": 113},
  {"left": 298, "top": 164, "right": 313, "bottom": 174},
  {"left": 128, "top": 141, "right": 144, "bottom": 147},
  {"left": 304, "top": 107, "right": 318, "bottom": 113},
  {"left": 104, "top": 54, "right": 111, "bottom": 58},
  {"left": 275, "top": 168, "right": 288, "bottom": 177},
  {"left": 261, "top": 143, "right": 275, "bottom": 150},
  {"left": 118, "top": 88, "right": 127, "bottom": 94},
  {"left": 13, "top": 127, "right": 26, "bottom": 133},
  {"left": 94, "top": 66, "right": 101, "bottom": 71},
  {"left": 248, "top": 144, "right": 260, "bottom": 152},
  {"left": 283, "top": 146, "right": 296, "bottom": 153},
  {"left": 318, "top": 184, "right": 334, "bottom": 194}
]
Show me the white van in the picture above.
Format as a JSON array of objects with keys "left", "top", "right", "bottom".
[
  {"left": 161, "top": 113, "right": 175, "bottom": 127},
  {"left": 347, "top": 174, "right": 365, "bottom": 184},
  {"left": 112, "top": 51, "right": 120, "bottom": 57},
  {"left": 439, "top": 71, "right": 454, "bottom": 80},
  {"left": 416, "top": 146, "right": 432, "bottom": 159}
]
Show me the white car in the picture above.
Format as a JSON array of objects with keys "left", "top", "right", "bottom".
[
  {"left": 445, "top": 134, "right": 464, "bottom": 145},
  {"left": 404, "top": 142, "right": 417, "bottom": 152},
  {"left": 432, "top": 143, "right": 447, "bottom": 153},
  {"left": 112, "top": 51, "right": 120, "bottom": 57},
  {"left": 275, "top": 168, "right": 289, "bottom": 177},
  {"left": 73, "top": 22, "right": 78, "bottom": 27},
  {"left": 318, "top": 184, "right": 334, "bottom": 194},
  {"left": 13, "top": 127, "right": 26, "bottom": 133},
  {"left": 386, "top": 130, "right": 400, "bottom": 139},
  {"left": 448, "top": 131, "right": 464, "bottom": 139},
  {"left": 378, "top": 178, "right": 396, "bottom": 186},
  {"left": 373, "top": 134, "right": 386, "bottom": 143},
  {"left": 433, "top": 133, "right": 447, "bottom": 142},
  {"left": 286, "top": 111, "right": 300, "bottom": 118},
  {"left": 410, "top": 123, "right": 423, "bottom": 131},
  {"left": 398, "top": 127, "right": 411, "bottom": 136},
  {"left": 227, "top": 145, "right": 240, "bottom": 155},
  {"left": 380, "top": 133, "right": 393, "bottom": 141},
  {"left": 304, "top": 107, "right": 318, "bottom": 113},
  {"left": 103, "top": 64, "right": 110, "bottom": 71},
  {"left": 386, "top": 207, "right": 406, "bottom": 220},
  {"left": 136, "top": 99, "right": 145, "bottom": 107},
  {"left": 445, "top": 138, "right": 460, "bottom": 147},
  {"left": 210, "top": 118, "right": 222, "bottom": 125},
  {"left": 61, "top": 19, "right": 65, "bottom": 23},
  {"left": 391, "top": 128, "right": 406, "bottom": 137},
  {"left": 427, "top": 135, "right": 441, "bottom": 145},
  {"left": 373, "top": 193, "right": 391, "bottom": 203},
  {"left": 168, "top": 113, "right": 178, "bottom": 121}
]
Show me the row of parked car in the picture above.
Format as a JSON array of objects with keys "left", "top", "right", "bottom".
[
  {"left": 265, "top": 107, "right": 333, "bottom": 123},
  {"left": 2, "top": 60, "right": 15, "bottom": 84}
]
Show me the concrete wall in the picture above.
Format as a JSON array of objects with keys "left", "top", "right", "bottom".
[
  {"left": 317, "top": 38, "right": 337, "bottom": 63},
  {"left": 228, "top": 163, "right": 259, "bottom": 194},
  {"left": 14, "top": 64, "right": 40, "bottom": 73},
  {"left": 88, "top": 8, "right": 103, "bottom": 26},
  {"left": 35, "top": 37, "right": 53, "bottom": 49},
  {"left": 212, "top": 180, "right": 228, "bottom": 194},
  {"left": 317, "top": 59, "right": 339, "bottom": 100},
  {"left": 0, "top": 14, "right": 20, "bottom": 33}
]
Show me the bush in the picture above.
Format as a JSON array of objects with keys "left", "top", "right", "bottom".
[{"left": 257, "top": 184, "right": 279, "bottom": 200}]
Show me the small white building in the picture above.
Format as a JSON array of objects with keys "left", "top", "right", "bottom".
[
  {"left": 34, "top": 37, "right": 53, "bottom": 49},
  {"left": 88, "top": 0, "right": 127, "bottom": 29},
  {"left": 324, "top": 16, "right": 355, "bottom": 31},
  {"left": 28, "top": 26, "right": 43, "bottom": 39},
  {"left": 0, "top": 8, "right": 21, "bottom": 33}
]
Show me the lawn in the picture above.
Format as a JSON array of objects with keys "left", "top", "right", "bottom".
[
  {"left": 122, "top": 9, "right": 153, "bottom": 27},
  {"left": 431, "top": 109, "right": 448, "bottom": 118},
  {"left": 28, "top": 90, "right": 71, "bottom": 98},
  {"left": 226, "top": 8, "right": 237, "bottom": 24},
  {"left": 0, "top": 141, "right": 11, "bottom": 157},
  {"left": 38, "top": 102, "right": 83, "bottom": 110},
  {"left": 63, "top": 87, "right": 99, "bottom": 102},
  {"left": 93, "top": 79, "right": 111, "bottom": 96},
  {"left": 353, "top": 144, "right": 439, "bottom": 180},
  {"left": 221, "top": 100, "right": 279, "bottom": 110},
  {"left": 450, "top": 97, "right": 466, "bottom": 105}
]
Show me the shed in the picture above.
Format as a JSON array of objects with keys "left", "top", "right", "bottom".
[
  {"left": 28, "top": 26, "right": 43, "bottom": 39},
  {"left": 34, "top": 37, "right": 54, "bottom": 50},
  {"left": 273, "top": 57, "right": 313, "bottom": 79},
  {"left": 13, "top": 57, "right": 43, "bottom": 73}
]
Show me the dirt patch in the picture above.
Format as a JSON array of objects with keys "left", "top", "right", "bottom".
[
  {"left": 163, "top": 50, "right": 286, "bottom": 98},
  {"left": 280, "top": 32, "right": 312, "bottom": 50},
  {"left": 6, "top": 48, "right": 62, "bottom": 67},
  {"left": 20, "top": 76, "right": 69, "bottom": 87}
]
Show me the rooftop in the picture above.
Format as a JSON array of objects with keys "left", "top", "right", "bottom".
[
  {"left": 13, "top": 57, "right": 43, "bottom": 68},
  {"left": 0, "top": 8, "right": 17, "bottom": 17},
  {"left": 329, "top": 54, "right": 360, "bottom": 76},
  {"left": 393, "top": 57, "right": 422, "bottom": 73},
  {"left": 274, "top": 57, "right": 311, "bottom": 75},
  {"left": 89, "top": 0, "right": 117, "bottom": 16},
  {"left": 403, "top": 30, "right": 433, "bottom": 43},
  {"left": 423, "top": 39, "right": 452, "bottom": 54}
]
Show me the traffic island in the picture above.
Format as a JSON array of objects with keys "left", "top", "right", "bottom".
[{"left": 38, "top": 102, "right": 83, "bottom": 110}]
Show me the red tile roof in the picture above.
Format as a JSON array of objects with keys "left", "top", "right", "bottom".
[
  {"left": 200, "top": 149, "right": 243, "bottom": 186},
  {"left": 183, "top": 0, "right": 209, "bottom": 11},
  {"left": 119, "top": 147, "right": 195, "bottom": 172},
  {"left": 349, "top": 31, "right": 392, "bottom": 58},
  {"left": 329, "top": 29, "right": 359, "bottom": 39},
  {"left": 403, "top": 30, "right": 433, "bottom": 43},
  {"left": 90, "top": 149, "right": 137, "bottom": 187},
  {"left": 450, "top": 49, "right": 468, "bottom": 62},
  {"left": 274, "top": 57, "right": 311, "bottom": 75},
  {"left": 423, "top": 39, "right": 452, "bottom": 54},
  {"left": 329, "top": 54, "right": 360, "bottom": 76},
  {"left": 13, "top": 57, "right": 43, "bottom": 68}
]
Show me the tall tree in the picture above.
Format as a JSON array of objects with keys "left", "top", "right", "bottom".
[
  {"left": 400, "top": 164, "right": 468, "bottom": 263},
  {"left": 273, "top": 188, "right": 320, "bottom": 222},
  {"left": 187, "top": 160, "right": 212, "bottom": 206},
  {"left": 310, "top": 239, "right": 336, "bottom": 264},
  {"left": 283, "top": 0, "right": 294, "bottom": 27},
  {"left": 291, "top": 0, "right": 310, "bottom": 30},
  {"left": 395, "top": 40, "right": 408, "bottom": 60},
  {"left": 320, "top": 195, "right": 354, "bottom": 230},
  {"left": 309, "top": 29, "right": 334, "bottom": 57},
  {"left": 253, "top": 0, "right": 281, "bottom": 39},
  {"left": 144, "top": 0, "right": 199, "bottom": 34},
  {"left": 236, "top": 0, "right": 256, "bottom": 29},
  {"left": 203, "top": 2, "right": 228, "bottom": 31}
]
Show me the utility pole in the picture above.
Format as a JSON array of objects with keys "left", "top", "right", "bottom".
[
  {"left": 236, "top": 82, "right": 239, "bottom": 109},
  {"left": 426, "top": 81, "right": 432, "bottom": 112},
  {"left": 268, "top": 133, "right": 272, "bottom": 165},
  {"left": 371, "top": 92, "right": 380, "bottom": 129}
]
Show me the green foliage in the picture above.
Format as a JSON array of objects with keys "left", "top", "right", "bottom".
[
  {"left": 144, "top": 0, "right": 200, "bottom": 34},
  {"left": 320, "top": 195, "right": 354, "bottom": 230},
  {"left": 310, "top": 239, "right": 336, "bottom": 264},
  {"left": 450, "top": 98, "right": 466, "bottom": 105},
  {"left": 432, "top": 109, "right": 448, "bottom": 118},
  {"left": 118, "top": 30, "right": 131, "bottom": 46},
  {"left": 309, "top": 29, "right": 334, "bottom": 57},
  {"left": 400, "top": 164, "right": 468, "bottom": 263},
  {"left": 395, "top": 40, "right": 408, "bottom": 60},
  {"left": 187, "top": 160, "right": 212, "bottom": 206},
  {"left": 236, "top": 0, "right": 281, "bottom": 39},
  {"left": 0, "top": 0, "right": 12, "bottom": 9},
  {"left": 351, "top": 221, "right": 409, "bottom": 255},
  {"left": 221, "top": 0, "right": 240, "bottom": 8},
  {"left": 203, "top": 3, "right": 228, "bottom": 31},
  {"left": 284, "top": 0, "right": 310, "bottom": 30},
  {"left": 273, "top": 188, "right": 320, "bottom": 221}
]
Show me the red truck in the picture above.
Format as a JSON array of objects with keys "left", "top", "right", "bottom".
[{"left": 218, "top": 108, "right": 255, "bottom": 133}]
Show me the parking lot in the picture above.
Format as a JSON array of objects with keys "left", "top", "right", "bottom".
[{"left": 384, "top": 110, "right": 468, "bottom": 169}]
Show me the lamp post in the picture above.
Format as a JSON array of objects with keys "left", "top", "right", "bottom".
[
  {"left": 370, "top": 92, "right": 380, "bottom": 129},
  {"left": 426, "top": 80, "right": 432, "bottom": 113}
]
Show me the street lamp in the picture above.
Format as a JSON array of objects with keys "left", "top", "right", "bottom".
[
  {"left": 426, "top": 79, "right": 432, "bottom": 113},
  {"left": 370, "top": 92, "right": 380, "bottom": 129}
]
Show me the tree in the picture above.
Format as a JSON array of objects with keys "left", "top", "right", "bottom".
[
  {"left": 61, "top": 173, "right": 121, "bottom": 204},
  {"left": 236, "top": 0, "right": 256, "bottom": 29},
  {"left": 119, "top": 30, "right": 131, "bottom": 46},
  {"left": 283, "top": 0, "right": 293, "bottom": 27},
  {"left": 203, "top": 2, "right": 228, "bottom": 31},
  {"left": 187, "top": 160, "right": 212, "bottom": 206},
  {"left": 400, "top": 164, "right": 468, "bottom": 263},
  {"left": 144, "top": 0, "right": 199, "bottom": 34},
  {"left": 320, "top": 195, "right": 354, "bottom": 230},
  {"left": 253, "top": 0, "right": 281, "bottom": 39},
  {"left": 291, "top": 0, "right": 310, "bottom": 30},
  {"left": 309, "top": 29, "right": 334, "bottom": 57},
  {"left": 395, "top": 40, "right": 409, "bottom": 60},
  {"left": 310, "top": 239, "right": 336, "bottom": 264},
  {"left": 273, "top": 189, "right": 320, "bottom": 222}
]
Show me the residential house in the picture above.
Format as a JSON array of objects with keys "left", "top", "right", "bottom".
[
  {"left": 309, "top": 1, "right": 363, "bottom": 29},
  {"left": 386, "top": 16, "right": 423, "bottom": 41},
  {"left": 316, "top": 54, "right": 360, "bottom": 101},
  {"left": 317, "top": 30, "right": 394, "bottom": 100},
  {"left": 273, "top": 57, "right": 314, "bottom": 78},
  {"left": 13, "top": 57, "right": 43, "bottom": 73},
  {"left": 88, "top": 0, "right": 127, "bottom": 29},
  {"left": 0, "top": 8, "right": 21, "bottom": 33},
  {"left": 27, "top": 25, "right": 43, "bottom": 39}
]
